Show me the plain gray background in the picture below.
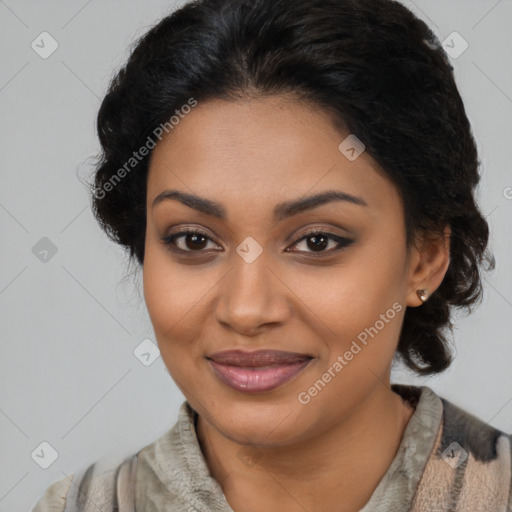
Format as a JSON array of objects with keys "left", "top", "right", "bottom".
[{"left": 0, "top": 1, "right": 511, "bottom": 510}]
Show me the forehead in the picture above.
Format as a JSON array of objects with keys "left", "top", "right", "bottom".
[{"left": 147, "top": 96, "right": 401, "bottom": 221}]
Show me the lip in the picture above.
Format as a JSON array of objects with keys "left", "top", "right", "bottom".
[{"left": 206, "top": 350, "right": 313, "bottom": 393}]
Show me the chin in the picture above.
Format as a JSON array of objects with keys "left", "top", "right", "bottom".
[
  {"left": 219, "top": 418, "right": 301, "bottom": 448},
  {"left": 203, "top": 395, "right": 313, "bottom": 447}
]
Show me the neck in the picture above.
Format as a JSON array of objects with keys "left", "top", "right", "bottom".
[{"left": 196, "top": 385, "right": 415, "bottom": 512}]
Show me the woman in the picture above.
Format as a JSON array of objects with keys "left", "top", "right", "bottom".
[{"left": 32, "top": 0, "right": 511, "bottom": 510}]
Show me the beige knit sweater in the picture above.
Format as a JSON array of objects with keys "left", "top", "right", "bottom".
[{"left": 31, "top": 385, "right": 512, "bottom": 511}]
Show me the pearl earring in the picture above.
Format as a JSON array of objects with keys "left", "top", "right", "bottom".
[{"left": 416, "top": 289, "right": 429, "bottom": 303}]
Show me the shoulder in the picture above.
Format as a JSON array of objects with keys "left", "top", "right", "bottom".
[
  {"left": 31, "top": 476, "right": 72, "bottom": 512},
  {"left": 439, "top": 395, "right": 511, "bottom": 464},
  {"left": 411, "top": 389, "right": 512, "bottom": 511},
  {"left": 29, "top": 408, "right": 187, "bottom": 512},
  {"left": 30, "top": 453, "right": 137, "bottom": 512}
]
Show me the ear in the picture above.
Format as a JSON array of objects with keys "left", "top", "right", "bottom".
[{"left": 405, "top": 225, "right": 451, "bottom": 307}]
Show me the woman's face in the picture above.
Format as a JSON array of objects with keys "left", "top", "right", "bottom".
[{"left": 143, "top": 95, "right": 425, "bottom": 446}]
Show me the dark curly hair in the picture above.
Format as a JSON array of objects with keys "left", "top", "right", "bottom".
[{"left": 89, "top": 0, "right": 495, "bottom": 375}]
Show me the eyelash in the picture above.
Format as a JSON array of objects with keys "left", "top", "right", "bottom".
[{"left": 160, "top": 228, "right": 354, "bottom": 257}]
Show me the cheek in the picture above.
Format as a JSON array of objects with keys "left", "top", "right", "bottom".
[
  {"left": 286, "top": 239, "right": 407, "bottom": 370},
  {"left": 143, "top": 240, "right": 205, "bottom": 332},
  {"left": 142, "top": 242, "right": 219, "bottom": 379},
  {"left": 296, "top": 248, "right": 404, "bottom": 328},
  {"left": 288, "top": 258, "right": 406, "bottom": 422},
  {"left": 142, "top": 254, "right": 200, "bottom": 393}
]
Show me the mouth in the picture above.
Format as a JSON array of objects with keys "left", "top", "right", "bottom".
[{"left": 206, "top": 350, "right": 313, "bottom": 393}]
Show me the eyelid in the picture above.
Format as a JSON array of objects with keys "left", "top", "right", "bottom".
[{"left": 291, "top": 224, "right": 352, "bottom": 241}]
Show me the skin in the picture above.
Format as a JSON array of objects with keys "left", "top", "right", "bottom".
[{"left": 143, "top": 95, "right": 451, "bottom": 512}]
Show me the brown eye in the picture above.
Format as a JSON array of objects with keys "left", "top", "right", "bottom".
[
  {"left": 161, "top": 229, "right": 219, "bottom": 253},
  {"left": 287, "top": 230, "right": 354, "bottom": 256}
]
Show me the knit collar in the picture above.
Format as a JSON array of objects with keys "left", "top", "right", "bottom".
[
  {"left": 360, "top": 385, "right": 443, "bottom": 510},
  {"left": 139, "top": 385, "right": 443, "bottom": 511}
]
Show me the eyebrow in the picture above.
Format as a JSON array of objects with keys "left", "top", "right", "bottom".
[{"left": 151, "top": 189, "right": 368, "bottom": 221}]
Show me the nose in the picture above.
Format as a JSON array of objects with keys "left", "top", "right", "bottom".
[{"left": 214, "top": 249, "right": 292, "bottom": 336}]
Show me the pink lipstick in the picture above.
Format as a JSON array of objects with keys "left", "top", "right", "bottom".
[{"left": 207, "top": 350, "right": 312, "bottom": 393}]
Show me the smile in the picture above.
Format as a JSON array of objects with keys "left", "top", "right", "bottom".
[{"left": 206, "top": 350, "right": 313, "bottom": 393}]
